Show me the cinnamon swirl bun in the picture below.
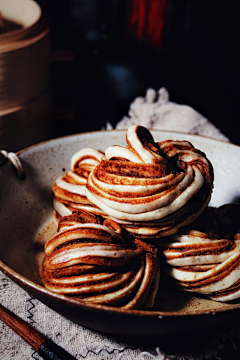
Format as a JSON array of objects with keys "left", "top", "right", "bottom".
[
  {"left": 40, "top": 210, "right": 160, "bottom": 309},
  {"left": 86, "top": 125, "right": 214, "bottom": 239},
  {"left": 163, "top": 207, "right": 240, "bottom": 302},
  {"left": 52, "top": 148, "right": 106, "bottom": 220}
]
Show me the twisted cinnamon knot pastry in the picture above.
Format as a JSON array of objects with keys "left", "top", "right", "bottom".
[
  {"left": 40, "top": 210, "right": 160, "bottom": 309},
  {"left": 86, "top": 125, "right": 213, "bottom": 239},
  {"left": 52, "top": 148, "right": 106, "bottom": 220},
  {"left": 163, "top": 207, "right": 240, "bottom": 302}
]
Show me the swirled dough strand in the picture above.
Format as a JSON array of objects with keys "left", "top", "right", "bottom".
[
  {"left": 163, "top": 208, "right": 240, "bottom": 302},
  {"left": 52, "top": 148, "right": 106, "bottom": 220},
  {"left": 40, "top": 211, "right": 160, "bottom": 309},
  {"left": 86, "top": 125, "right": 213, "bottom": 239}
]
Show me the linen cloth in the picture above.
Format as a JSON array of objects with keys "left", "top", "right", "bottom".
[
  {"left": 0, "top": 88, "right": 238, "bottom": 360},
  {"left": 108, "top": 87, "right": 229, "bottom": 142}
]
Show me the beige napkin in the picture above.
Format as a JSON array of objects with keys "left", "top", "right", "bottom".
[{"left": 0, "top": 89, "right": 236, "bottom": 360}]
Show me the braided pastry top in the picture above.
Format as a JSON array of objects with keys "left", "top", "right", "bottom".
[
  {"left": 40, "top": 210, "right": 160, "bottom": 309},
  {"left": 52, "top": 148, "right": 106, "bottom": 220},
  {"left": 86, "top": 125, "right": 213, "bottom": 239},
  {"left": 163, "top": 206, "right": 240, "bottom": 302}
]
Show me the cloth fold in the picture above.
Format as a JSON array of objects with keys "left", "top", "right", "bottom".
[
  {"left": 0, "top": 88, "right": 238, "bottom": 360},
  {"left": 108, "top": 87, "right": 229, "bottom": 143}
]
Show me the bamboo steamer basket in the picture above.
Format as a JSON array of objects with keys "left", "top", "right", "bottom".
[
  {"left": 0, "top": 0, "right": 52, "bottom": 151},
  {"left": 0, "top": 88, "right": 51, "bottom": 150}
]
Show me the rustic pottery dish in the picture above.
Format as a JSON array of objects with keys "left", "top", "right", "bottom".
[{"left": 1, "top": 129, "right": 240, "bottom": 337}]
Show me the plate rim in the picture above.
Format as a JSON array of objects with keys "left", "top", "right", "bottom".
[{"left": 16, "top": 127, "right": 233, "bottom": 157}]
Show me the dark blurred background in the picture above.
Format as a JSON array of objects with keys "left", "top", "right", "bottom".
[{"left": 37, "top": 0, "right": 240, "bottom": 144}]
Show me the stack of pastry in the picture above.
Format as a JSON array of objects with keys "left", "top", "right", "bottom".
[{"left": 40, "top": 125, "right": 230, "bottom": 308}]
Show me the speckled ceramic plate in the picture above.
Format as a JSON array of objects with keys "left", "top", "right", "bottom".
[{"left": 1, "top": 129, "right": 240, "bottom": 337}]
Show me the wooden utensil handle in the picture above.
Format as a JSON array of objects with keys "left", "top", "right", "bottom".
[
  {"left": 0, "top": 303, "right": 76, "bottom": 360},
  {"left": 0, "top": 303, "right": 45, "bottom": 350}
]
